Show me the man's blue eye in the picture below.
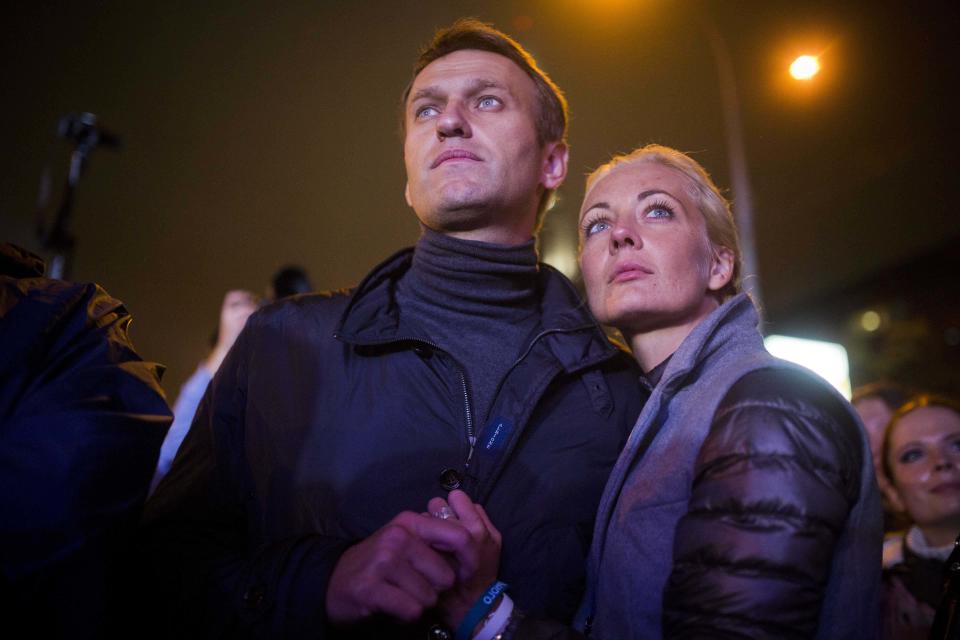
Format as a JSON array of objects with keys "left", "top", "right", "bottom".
[
  {"left": 416, "top": 106, "right": 439, "bottom": 119},
  {"left": 478, "top": 96, "right": 501, "bottom": 109}
]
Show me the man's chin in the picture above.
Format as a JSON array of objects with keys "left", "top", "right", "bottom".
[
  {"left": 425, "top": 194, "right": 497, "bottom": 228},
  {"left": 425, "top": 210, "right": 492, "bottom": 233},
  {"left": 436, "top": 183, "right": 490, "bottom": 210}
]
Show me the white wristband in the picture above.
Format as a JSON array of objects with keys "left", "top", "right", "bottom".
[{"left": 473, "top": 593, "right": 514, "bottom": 640}]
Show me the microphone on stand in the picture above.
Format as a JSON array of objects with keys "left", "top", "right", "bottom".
[
  {"left": 36, "top": 112, "right": 123, "bottom": 280},
  {"left": 57, "top": 112, "right": 123, "bottom": 152}
]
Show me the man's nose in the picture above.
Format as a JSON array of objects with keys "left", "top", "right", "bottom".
[{"left": 436, "top": 103, "right": 471, "bottom": 140}]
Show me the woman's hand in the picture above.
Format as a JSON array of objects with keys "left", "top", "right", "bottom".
[{"left": 423, "top": 490, "right": 503, "bottom": 630}]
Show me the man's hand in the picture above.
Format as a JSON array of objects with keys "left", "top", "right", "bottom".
[
  {"left": 325, "top": 511, "right": 466, "bottom": 626},
  {"left": 424, "top": 490, "right": 502, "bottom": 630}
]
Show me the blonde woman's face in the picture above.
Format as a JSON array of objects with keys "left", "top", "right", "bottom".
[{"left": 578, "top": 162, "right": 732, "bottom": 334}]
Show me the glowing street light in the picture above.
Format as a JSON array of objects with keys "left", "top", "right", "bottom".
[{"left": 790, "top": 55, "right": 820, "bottom": 80}]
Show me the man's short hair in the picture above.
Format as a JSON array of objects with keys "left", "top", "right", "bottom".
[
  {"left": 401, "top": 18, "right": 569, "bottom": 228},
  {"left": 401, "top": 18, "right": 568, "bottom": 146}
]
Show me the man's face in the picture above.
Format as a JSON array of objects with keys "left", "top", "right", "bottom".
[{"left": 403, "top": 49, "right": 567, "bottom": 244}]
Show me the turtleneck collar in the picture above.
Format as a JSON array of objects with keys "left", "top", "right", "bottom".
[
  {"left": 906, "top": 525, "right": 956, "bottom": 561},
  {"left": 400, "top": 227, "right": 539, "bottom": 319}
]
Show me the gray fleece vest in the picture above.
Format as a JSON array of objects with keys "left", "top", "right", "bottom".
[{"left": 577, "top": 294, "right": 882, "bottom": 639}]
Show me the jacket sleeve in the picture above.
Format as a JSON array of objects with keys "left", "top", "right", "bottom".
[
  {"left": 0, "top": 279, "right": 172, "bottom": 636},
  {"left": 662, "top": 368, "right": 864, "bottom": 639},
  {"left": 137, "top": 321, "right": 351, "bottom": 639},
  {"left": 0, "top": 281, "right": 172, "bottom": 579}
]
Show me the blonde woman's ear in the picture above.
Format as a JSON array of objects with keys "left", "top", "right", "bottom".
[{"left": 708, "top": 246, "right": 735, "bottom": 292}]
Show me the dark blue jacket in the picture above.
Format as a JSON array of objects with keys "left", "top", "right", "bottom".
[
  {"left": 141, "top": 248, "right": 643, "bottom": 638},
  {"left": 0, "top": 243, "right": 172, "bottom": 638}
]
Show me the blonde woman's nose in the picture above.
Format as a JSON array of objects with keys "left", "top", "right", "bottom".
[{"left": 611, "top": 222, "right": 639, "bottom": 250}]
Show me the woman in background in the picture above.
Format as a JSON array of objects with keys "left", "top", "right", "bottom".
[
  {"left": 881, "top": 394, "right": 960, "bottom": 639},
  {"left": 853, "top": 381, "right": 913, "bottom": 532}
]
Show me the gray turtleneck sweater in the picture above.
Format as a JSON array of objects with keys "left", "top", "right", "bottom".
[{"left": 395, "top": 228, "right": 541, "bottom": 426}]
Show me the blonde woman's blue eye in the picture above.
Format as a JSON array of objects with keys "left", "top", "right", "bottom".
[
  {"left": 646, "top": 206, "right": 673, "bottom": 219},
  {"left": 584, "top": 220, "right": 610, "bottom": 237}
]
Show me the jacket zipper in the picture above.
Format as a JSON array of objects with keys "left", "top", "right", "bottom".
[
  {"left": 336, "top": 333, "right": 476, "bottom": 470},
  {"left": 406, "top": 338, "right": 475, "bottom": 469},
  {"left": 337, "top": 324, "right": 612, "bottom": 473},
  {"left": 483, "top": 326, "right": 590, "bottom": 423},
  {"left": 458, "top": 370, "right": 476, "bottom": 469}
]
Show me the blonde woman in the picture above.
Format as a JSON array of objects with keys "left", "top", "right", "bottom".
[{"left": 430, "top": 145, "right": 883, "bottom": 639}]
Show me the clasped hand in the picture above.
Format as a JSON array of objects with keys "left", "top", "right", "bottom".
[{"left": 326, "top": 490, "right": 502, "bottom": 630}]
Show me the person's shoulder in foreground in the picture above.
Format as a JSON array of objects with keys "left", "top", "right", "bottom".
[{"left": 0, "top": 242, "right": 172, "bottom": 638}]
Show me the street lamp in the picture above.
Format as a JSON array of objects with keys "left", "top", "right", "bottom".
[
  {"left": 698, "top": 26, "right": 824, "bottom": 319},
  {"left": 790, "top": 55, "right": 820, "bottom": 80},
  {"left": 541, "top": 7, "right": 823, "bottom": 316}
]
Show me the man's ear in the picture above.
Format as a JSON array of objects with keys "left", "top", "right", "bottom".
[
  {"left": 707, "top": 246, "right": 735, "bottom": 292},
  {"left": 541, "top": 142, "right": 569, "bottom": 191},
  {"left": 404, "top": 182, "right": 412, "bottom": 208}
]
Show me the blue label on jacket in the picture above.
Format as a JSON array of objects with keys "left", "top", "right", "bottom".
[{"left": 483, "top": 417, "right": 513, "bottom": 452}]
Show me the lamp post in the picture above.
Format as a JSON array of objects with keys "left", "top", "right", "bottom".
[
  {"left": 542, "top": 8, "right": 820, "bottom": 315},
  {"left": 698, "top": 25, "right": 822, "bottom": 321},
  {"left": 699, "top": 19, "right": 764, "bottom": 315}
]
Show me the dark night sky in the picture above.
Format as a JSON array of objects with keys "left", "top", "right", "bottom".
[{"left": 3, "top": 0, "right": 959, "bottom": 396}]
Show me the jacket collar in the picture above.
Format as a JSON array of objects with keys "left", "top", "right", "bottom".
[
  {"left": 651, "top": 293, "right": 764, "bottom": 391},
  {"left": 334, "top": 246, "right": 624, "bottom": 373}
]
